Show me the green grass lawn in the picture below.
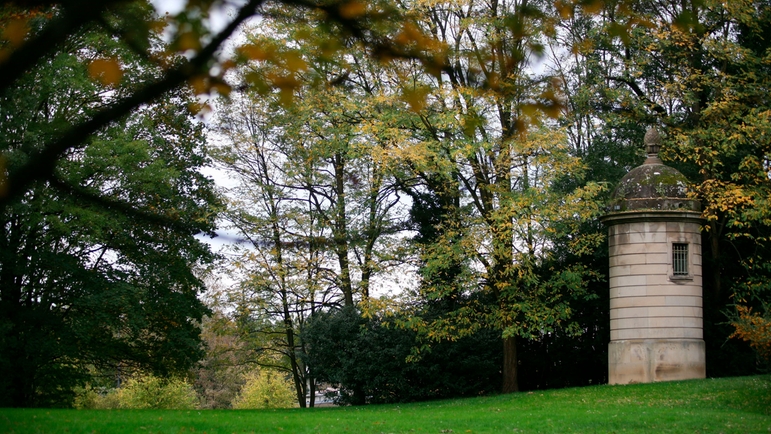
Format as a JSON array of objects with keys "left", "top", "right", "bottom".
[{"left": 2, "top": 375, "right": 770, "bottom": 433}]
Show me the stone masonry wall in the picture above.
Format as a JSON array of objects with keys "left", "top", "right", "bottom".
[
  {"left": 608, "top": 220, "right": 703, "bottom": 341},
  {"left": 604, "top": 212, "right": 706, "bottom": 384}
]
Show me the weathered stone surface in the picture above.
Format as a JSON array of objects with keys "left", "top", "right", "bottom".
[
  {"left": 608, "top": 340, "right": 706, "bottom": 384},
  {"left": 608, "top": 134, "right": 700, "bottom": 212}
]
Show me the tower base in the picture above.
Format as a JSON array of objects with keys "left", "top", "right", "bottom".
[{"left": 608, "top": 339, "right": 705, "bottom": 384}]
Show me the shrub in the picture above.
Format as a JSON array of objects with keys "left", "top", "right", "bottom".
[
  {"left": 117, "top": 375, "right": 199, "bottom": 409},
  {"left": 75, "top": 375, "right": 199, "bottom": 409},
  {"left": 73, "top": 387, "right": 100, "bottom": 409},
  {"left": 231, "top": 371, "right": 296, "bottom": 409},
  {"left": 731, "top": 304, "right": 771, "bottom": 364}
]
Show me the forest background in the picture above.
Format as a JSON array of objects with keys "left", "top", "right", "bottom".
[{"left": 1, "top": 0, "right": 770, "bottom": 409}]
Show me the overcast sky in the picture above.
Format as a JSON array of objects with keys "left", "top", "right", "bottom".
[{"left": 150, "top": 0, "right": 236, "bottom": 33}]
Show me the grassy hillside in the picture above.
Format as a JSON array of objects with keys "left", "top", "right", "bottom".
[{"left": 1, "top": 375, "right": 769, "bottom": 433}]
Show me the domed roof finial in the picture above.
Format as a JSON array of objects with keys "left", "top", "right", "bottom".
[
  {"left": 643, "top": 128, "right": 663, "bottom": 165},
  {"left": 645, "top": 128, "right": 661, "bottom": 157}
]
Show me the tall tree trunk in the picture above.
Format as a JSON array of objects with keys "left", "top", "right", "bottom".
[
  {"left": 333, "top": 153, "right": 354, "bottom": 306},
  {"left": 2, "top": 217, "right": 37, "bottom": 407},
  {"left": 491, "top": 220, "right": 518, "bottom": 393},
  {"left": 360, "top": 173, "right": 380, "bottom": 302},
  {"left": 708, "top": 224, "right": 722, "bottom": 301},
  {"left": 283, "top": 313, "right": 306, "bottom": 408},
  {"left": 308, "top": 370, "right": 316, "bottom": 408},
  {"left": 271, "top": 207, "right": 306, "bottom": 408},
  {"left": 502, "top": 335, "right": 519, "bottom": 393},
  {"left": 351, "top": 386, "right": 366, "bottom": 405}
]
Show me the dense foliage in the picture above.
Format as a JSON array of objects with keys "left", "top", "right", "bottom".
[
  {"left": 75, "top": 374, "right": 200, "bottom": 410},
  {"left": 231, "top": 371, "right": 296, "bottom": 409},
  {"left": 0, "top": 4, "right": 219, "bottom": 407},
  {"left": 303, "top": 306, "right": 501, "bottom": 405}
]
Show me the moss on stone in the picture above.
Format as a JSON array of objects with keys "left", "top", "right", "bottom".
[{"left": 609, "top": 163, "right": 699, "bottom": 212}]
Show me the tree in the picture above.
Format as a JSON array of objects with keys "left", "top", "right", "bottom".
[
  {"left": 208, "top": 10, "right": 414, "bottom": 406},
  {"left": 365, "top": 0, "right": 607, "bottom": 392},
  {"left": 215, "top": 0, "right": 606, "bottom": 394},
  {"left": 194, "top": 308, "right": 254, "bottom": 409},
  {"left": 213, "top": 86, "right": 323, "bottom": 407},
  {"left": 0, "top": 3, "right": 220, "bottom": 407}
]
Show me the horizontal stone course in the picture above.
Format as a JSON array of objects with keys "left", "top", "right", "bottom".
[
  {"left": 611, "top": 316, "right": 702, "bottom": 330},
  {"left": 610, "top": 286, "right": 646, "bottom": 298},
  {"left": 608, "top": 242, "right": 668, "bottom": 254},
  {"left": 610, "top": 295, "right": 703, "bottom": 309},
  {"left": 610, "top": 306, "right": 702, "bottom": 319},
  {"left": 610, "top": 274, "right": 702, "bottom": 288},
  {"left": 645, "top": 252, "right": 670, "bottom": 264},
  {"left": 644, "top": 285, "right": 702, "bottom": 297},
  {"left": 609, "top": 264, "right": 664, "bottom": 278},
  {"left": 611, "top": 327, "right": 703, "bottom": 340},
  {"left": 609, "top": 252, "right": 670, "bottom": 267},
  {"left": 666, "top": 222, "right": 701, "bottom": 234},
  {"left": 613, "top": 231, "right": 670, "bottom": 244}
]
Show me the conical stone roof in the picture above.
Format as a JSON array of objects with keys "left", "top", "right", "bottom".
[{"left": 609, "top": 129, "right": 700, "bottom": 212}]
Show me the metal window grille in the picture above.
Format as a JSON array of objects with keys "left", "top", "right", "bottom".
[{"left": 672, "top": 243, "right": 689, "bottom": 276}]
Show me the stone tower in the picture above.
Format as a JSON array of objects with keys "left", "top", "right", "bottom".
[{"left": 600, "top": 128, "right": 706, "bottom": 384}]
